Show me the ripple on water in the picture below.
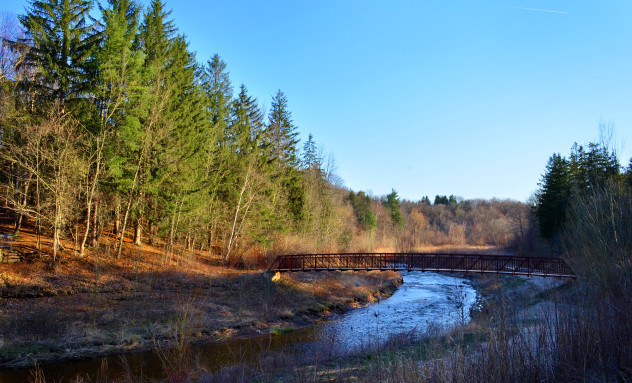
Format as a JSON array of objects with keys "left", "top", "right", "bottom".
[{"left": 312, "top": 271, "right": 478, "bottom": 352}]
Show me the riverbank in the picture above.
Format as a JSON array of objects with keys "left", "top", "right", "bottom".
[
  {"left": 0, "top": 241, "right": 402, "bottom": 370},
  {"left": 225, "top": 272, "right": 569, "bottom": 383}
]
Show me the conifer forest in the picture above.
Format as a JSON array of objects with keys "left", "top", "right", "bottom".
[{"left": 0, "top": 0, "right": 546, "bottom": 263}]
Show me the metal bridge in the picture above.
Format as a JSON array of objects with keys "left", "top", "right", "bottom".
[{"left": 268, "top": 253, "right": 576, "bottom": 279}]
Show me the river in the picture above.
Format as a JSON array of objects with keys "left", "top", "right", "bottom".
[{"left": 0, "top": 271, "right": 477, "bottom": 382}]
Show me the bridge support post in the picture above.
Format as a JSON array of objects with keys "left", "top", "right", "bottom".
[{"left": 263, "top": 271, "right": 282, "bottom": 283}]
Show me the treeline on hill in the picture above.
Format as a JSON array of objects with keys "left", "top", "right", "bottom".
[
  {"left": 348, "top": 189, "right": 530, "bottom": 252},
  {"left": 0, "top": 0, "right": 529, "bottom": 266}
]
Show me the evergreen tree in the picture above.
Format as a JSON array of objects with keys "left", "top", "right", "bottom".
[
  {"left": 229, "top": 84, "right": 263, "bottom": 154},
  {"left": 535, "top": 153, "right": 572, "bottom": 240},
  {"left": 80, "top": 0, "right": 145, "bottom": 255},
  {"left": 384, "top": 189, "right": 403, "bottom": 227},
  {"left": 301, "top": 133, "right": 319, "bottom": 170},
  {"left": 349, "top": 191, "right": 377, "bottom": 231},
  {"left": 113, "top": 0, "right": 178, "bottom": 257},
  {"left": 434, "top": 195, "right": 449, "bottom": 205},
  {"left": 199, "top": 53, "right": 233, "bottom": 251},
  {"left": 202, "top": 54, "right": 232, "bottom": 148},
  {"left": 626, "top": 158, "right": 632, "bottom": 189},
  {"left": 19, "top": 0, "right": 98, "bottom": 108},
  {"left": 155, "top": 34, "right": 208, "bottom": 255},
  {"left": 263, "top": 89, "right": 304, "bottom": 223},
  {"left": 569, "top": 142, "right": 619, "bottom": 191},
  {"left": 265, "top": 89, "right": 299, "bottom": 167}
]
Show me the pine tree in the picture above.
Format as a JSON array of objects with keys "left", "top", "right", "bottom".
[
  {"left": 384, "top": 189, "right": 403, "bottom": 228},
  {"left": 113, "top": 0, "right": 178, "bottom": 257},
  {"left": 203, "top": 54, "right": 232, "bottom": 137},
  {"left": 79, "top": 0, "right": 145, "bottom": 255},
  {"left": 198, "top": 53, "right": 233, "bottom": 253},
  {"left": 349, "top": 191, "right": 377, "bottom": 231},
  {"left": 570, "top": 142, "right": 619, "bottom": 191},
  {"left": 265, "top": 89, "right": 299, "bottom": 167},
  {"left": 301, "top": 133, "right": 319, "bottom": 170},
  {"left": 626, "top": 158, "right": 632, "bottom": 189},
  {"left": 535, "top": 153, "right": 572, "bottom": 240},
  {"left": 229, "top": 84, "right": 263, "bottom": 154},
  {"left": 19, "top": 0, "right": 98, "bottom": 108},
  {"left": 434, "top": 195, "right": 449, "bottom": 205}
]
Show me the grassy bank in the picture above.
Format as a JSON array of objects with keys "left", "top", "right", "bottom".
[
  {"left": 0, "top": 238, "right": 402, "bottom": 369},
  {"left": 242, "top": 273, "right": 571, "bottom": 383}
]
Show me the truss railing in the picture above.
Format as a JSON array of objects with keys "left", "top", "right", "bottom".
[{"left": 268, "top": 253, "right": 575, "bottom": 278}]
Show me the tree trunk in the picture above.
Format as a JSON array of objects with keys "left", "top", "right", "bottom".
[
  {"left": 114, "top": 202, "right": 120, "bottom": 236},
  {"left": 116, "top": 146, "right": 146, "bottom": 259},
  {"left": 53, "top": 193, "right": 62, "bottom": 262},
  {"left": 80, "top": 199, "right": 92, "bottom": 257},
  {"left": 164, "top": 213, "right": 177, "bottom": 265},
  {"left": 13, "top": 173, "right": 32, "bottom": 235},
  {"left": 134, "top": 217, "right": 142, "bottom": 246},
  {"left": 147, "top": 219, "right": 154, "bottom": 245},
  {"left": 91, "top": 197, "right": 100, "bottom": 247},
  {"left": 80, "top": 146, "right": 103, "bottom": 257},
  {"left": 117, "top": 195, "right": 133, "bottom": 259}
]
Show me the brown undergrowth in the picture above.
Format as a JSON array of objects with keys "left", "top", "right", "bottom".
[{"left": 0, "top": 218, "right": 402, "bottom": 372}]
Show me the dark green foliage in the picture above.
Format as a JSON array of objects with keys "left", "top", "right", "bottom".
[
  {"left": 569, "top": 142, "right": 619, "bottom": 191},
  {"left": 265, "top": 89, "right": 299, "bottom": 167},
  {"left": 19, "top": 0, "right": 98, "bottom": 107},
  {"left": 535, "top": 154, "right": 572, "bottom": 241},
  {"left": 434, "top": 195, "right": 447, "bottom": 205},
  {"left": 202, "top": 54, "right": 232, "bottom": 142},
  {"left": 626, "top": 158, "right": 632, "bottom": 188},
  {"left": 285, "top": 169, "right": 306, "bottom": 223},
  {"left": 139, "top": 0, "right": 175, "bottom": 68},
  {"left": 434, "top": 195, "right": 457, "bottom": 206},
  {"left": 2, "top": 0, "right": 365, "bottom": 263},
  {"left": 301, "top": 133, "right": 319, "bottom": 170},
  {"left": 229, "top": 84, "right": 263, "bottom": 154},
  {"left": 535, "top": 142, "right": 620, "bottom": 242},
  {"left": 349, "top": 191, "right": 377, "bottom": 231},
  {"left": 384, "top": 189, "right": 403, "bottom": 228}
]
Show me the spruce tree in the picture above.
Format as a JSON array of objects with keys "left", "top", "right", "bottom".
[
  {"left": 301, "top": 133, "right": 319, "bottom": 170},
  {"left": 384, "top": 189, "right": 403, "bottom": 227},
  {"left": 535, "top": 153, "right": 572, "bottom": 241},
  {"left": 229, "top": 84, "right": 263, "bottom": 154},
  {"left": 626, "top": 158, "right": 632, "bottom": 188},
  {"left": 78, "top": 0, "right": 145, "bottom": 255},
  {"left": 203, "top": 54, "right": 232, "bottom": 138},
  {"left": 569, "top": 142, "right": 619, "bottom": 191},
  {"left": 265, "top": 89, "right": 299, "bottom": 167},
  {"left": 349, "top": 191, "right": 377, "bottom": 231},
  {"left": 113, "top": 0, "right": 178, "bottom": 257},
  {"left": 19, "top": 0, "right": 98, "bottom": 108}
]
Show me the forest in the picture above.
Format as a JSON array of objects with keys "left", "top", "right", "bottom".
[
  {"left": 0, "top": 0, "right": 535, "bottom": 265},
  {"left": 2, "top": 0, "right": 632, "bottom": 381}
]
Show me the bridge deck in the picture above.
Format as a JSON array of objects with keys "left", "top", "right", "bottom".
[{"left": 268, "top": 253, "right": 575, "bottom": 278}]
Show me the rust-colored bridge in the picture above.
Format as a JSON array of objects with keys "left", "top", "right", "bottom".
[{"left": 268, "top": 253, "right": 575, "bottom": 279}]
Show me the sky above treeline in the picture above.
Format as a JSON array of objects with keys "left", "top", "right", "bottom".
[{"left": 4, "top": 0, "right": 632, "bottom": 202}]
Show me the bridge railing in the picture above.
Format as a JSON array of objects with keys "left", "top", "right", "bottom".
[{"left": 268, "top": 253, "right": 575, "bottom": 278}]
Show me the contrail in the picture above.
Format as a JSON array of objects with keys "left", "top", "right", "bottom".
[{"left": 510, "top": 6, "right": 568, "bottom": 14}]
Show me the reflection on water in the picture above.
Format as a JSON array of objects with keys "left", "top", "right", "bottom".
[{"left": 0, "top": 271, "right": 477, "bottom": 382}]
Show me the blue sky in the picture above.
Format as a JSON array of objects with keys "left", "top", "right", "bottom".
[{"left": 5, "top": 0, "right": 632, "bottom": 201}]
